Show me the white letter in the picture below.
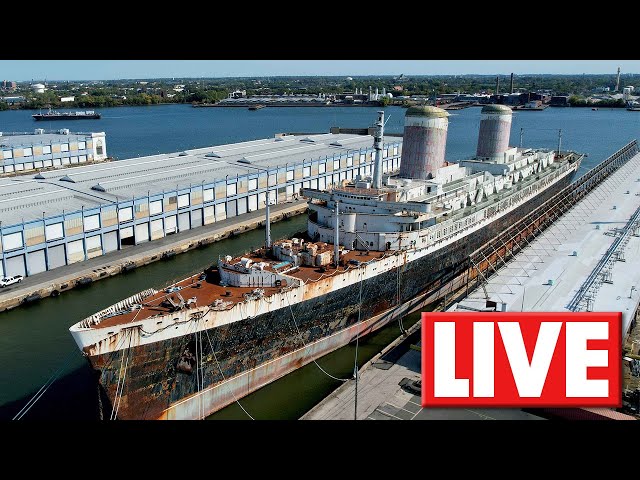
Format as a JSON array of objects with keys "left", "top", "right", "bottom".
[
  {"left": 473, "top": 322, "right": 494, "bottom": 397},
  {"left": 498, "top": 322, "right": 562, "bottom": 397},
  {"left": 434, "top": 322, "right": 469, "bottom": 397},
  {"left": 566, "top": 322, "right": 609, "bottom": 397}
]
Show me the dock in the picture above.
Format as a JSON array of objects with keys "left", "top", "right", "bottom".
[
  {"left": 302, "top": 142, "right": 640, "bottom": 420},
  {"left": 0, "top": 200, "right": 307, "bottom": 313}
]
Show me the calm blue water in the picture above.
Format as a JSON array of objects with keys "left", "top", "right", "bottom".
[
  {"left": 0, "top": 104, "right": 638, "bottom": 420},
  {"left": 2, "top": 104, "right": 638, "bottom": 174}
]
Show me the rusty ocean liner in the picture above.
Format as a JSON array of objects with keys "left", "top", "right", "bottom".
[{"left": 70, "top": 105, "right": 583, "bottom": 419}]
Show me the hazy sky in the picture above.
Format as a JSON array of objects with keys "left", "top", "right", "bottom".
[{"left": 1, "top": 60, "right": 637, "bottom": 81}]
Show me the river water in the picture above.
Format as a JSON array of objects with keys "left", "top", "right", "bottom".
[{"left": 0, "top": 104, "right": 638, "bottom": 419}]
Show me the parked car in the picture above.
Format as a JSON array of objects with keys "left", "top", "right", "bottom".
[{"left": 0, "top": 275, "right": 23, "bottom": 287}]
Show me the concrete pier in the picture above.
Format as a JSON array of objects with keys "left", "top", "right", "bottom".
[{"left": 0, "top": 200, "right": 307, "bottom": 313}]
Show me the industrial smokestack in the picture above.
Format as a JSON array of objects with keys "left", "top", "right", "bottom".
[
  {"left": 476, "top": 104, "right": 513, "bottom": 159},
  {"left": 496, "top": 75, "right": 500, "bottom": 95},
  {"left": 510, "top": 73, "right": 514, "bottom": 94},
  {"left": 616, "top": 66, "right": 621, "bottom": 92},
  {"left": 398, "top": 106, "right": 449, "bottom": 180}
]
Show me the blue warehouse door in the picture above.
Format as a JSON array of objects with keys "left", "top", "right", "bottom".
[
  {"left": 103, "top": 231, "right": 118, "bottom": 253},
  {"left": 47, "top": 245, "right": 66, "bottom": 269},
  {"left": 178, "top": 212, "right": 190, "bottom": 232},
  {"left": 191, "top": 209, "right": 203, "bottom": 228},
  {"left": 27, "top": 249, "right": 47, "bottom": 275},
  {"left": 6, "top": 255, "right": 26, "bottom": 277}
]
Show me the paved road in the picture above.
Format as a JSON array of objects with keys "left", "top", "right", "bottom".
[{"left": 0, "top": 200, "right": 307, "bottom": 303}]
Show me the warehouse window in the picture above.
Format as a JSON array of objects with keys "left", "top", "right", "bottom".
[
  {"left": 2, "top": 149, "right": 12, "bottom": 159},
  {"left": 319, "top": 162, "right": 326, "bottom": 174},
  {"left": 96, "top": 140, "right": 104, "bottom": 156},
  {"left": 60, "top": 144, "right": 69, "bottom": 152},
  {"left": 42, "top": 145, "right": 51, "bottom": 155},
  {"left": 23, "top": 147, "right": 33, "bottom": 157},
  {"left": 333, "top": 160, "right": 340, "bottom": 170},
  {"left": 78, "top": 141, "right": 86, "bottom": 150}
]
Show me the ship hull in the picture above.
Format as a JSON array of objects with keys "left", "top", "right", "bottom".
[{"left": 88, "top": 171, "right": 576, "bottom": 420}]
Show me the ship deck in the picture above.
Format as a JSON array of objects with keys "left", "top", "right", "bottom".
[
  {"left": 90, "top": 245, "right": 389, "bottom": 330},
  {"left": 89, "top": 154, "right": 581, "bottom": 331}
]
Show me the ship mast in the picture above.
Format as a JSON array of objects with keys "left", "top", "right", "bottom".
[{"left": 372, "top": 110, "right": 385, "bottom": 189}]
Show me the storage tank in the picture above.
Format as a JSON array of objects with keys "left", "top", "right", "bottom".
[
  {"left": 398, "top": 106, "right": 449, "bottom": 180},
  {"left": 476, "top": 104, "right": 513, "bottom": 158}
]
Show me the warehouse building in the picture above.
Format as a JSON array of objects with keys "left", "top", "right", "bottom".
[
  {"left": 0, "top": 133, "right": 402, "bottom": 278},
  {"left": 0, "top": 129, "right": 107, "bottom": 175}
]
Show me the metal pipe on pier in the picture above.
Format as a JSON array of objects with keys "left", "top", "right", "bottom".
[
  {"left": 334, "top": 200, "right": 340, "bottom": 266},
  {"left": 372, "top": 110, "right": 385, "bottom": 189},
  {"left": 265, "top": 189, "right": 272, "bottom": 248}
]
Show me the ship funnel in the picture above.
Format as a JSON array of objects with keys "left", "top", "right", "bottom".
[
  {"left": 371, "top": 111, "right": 384, "bottom": 189},
  {"left": 476, "top": 104, "right": 513, "bottom": 159},
  {"left": 398, "top": 106, "right": 449, "bottom": 180}
]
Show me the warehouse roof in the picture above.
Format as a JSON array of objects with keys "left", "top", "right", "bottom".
[
  {"left": 0, "top": 133, "right": 398, "bottom": 226},
  {"left": 0, "top": 131, "right": 100, "bottom": 150}
]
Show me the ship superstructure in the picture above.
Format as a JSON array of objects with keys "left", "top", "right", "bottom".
[{"left": 70, "top": 105, "right": 582, "bottom": 419}]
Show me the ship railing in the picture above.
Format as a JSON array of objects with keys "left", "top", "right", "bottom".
[{"left": 78, "top": 288, "right": 158, "bottom": 328}]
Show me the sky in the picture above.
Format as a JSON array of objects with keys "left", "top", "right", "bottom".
[{"left": 1, "top": 60, "right": 638, "bottom": 81}]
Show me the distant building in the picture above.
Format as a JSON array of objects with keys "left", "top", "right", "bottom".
[
  {"left": 393, "top": 86, "right": 403, "bottom": 92},
  {"left": 60, "top": 96, "right": 75, "bottom": 103},
  {"left": 31, "top": 83, "right": 46, "bottom": 94},
  {"left": 504, "top": 93, "right": 527, "bottom": 106},
  {"left": 458, "top": 93, "right": 491, "bottom": 103},
  {"left": 1, "top": 96, "right": 26, "bottom": 105},
  {"left": 228, "top": 89, "right": 247, "bottom": 99},
  {"left": 549, "top": 95, "right": 571, "bottom": 107},
  {"left": 2, "top": 80, "right": 17, "bottom": 92},
  {"left": 0, "top": 130, "right": 107, "bottom": 176},
  {"left": 528, "top": 92, "right": 551, "bottom": 103}
]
